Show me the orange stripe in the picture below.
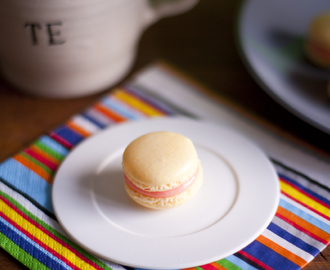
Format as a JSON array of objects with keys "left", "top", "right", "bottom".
[
  {"left": 95, "top": 104, "right": 126, "bottom": 122},
  {"left": 277, "top": 206, "right": 330, "bottom": 242},
  {"left": 210, "top": 262, "right": 227, "bottom": 270},
  {"left": 30, "top": 145, "right": 60, "bottom": 166},
  {"left": 13, "top": 154, "right": 52, "bottom": 183},
  {"left": 67, "top": 121, "right": 90, "bottom": 137},
  {"left": 257, "top": 235, "right": 307, "bottom": 267}
]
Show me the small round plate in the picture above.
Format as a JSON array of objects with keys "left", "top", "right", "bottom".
[
  {"left": 237, "top": 0, "right": 330, "bottom": 133},
  {"left": 52, "top": 118, "right": 279, "bottom": 269}
]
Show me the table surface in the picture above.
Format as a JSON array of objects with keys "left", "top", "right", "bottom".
[{"left": 0, "top": 1, "right": 329, "bottom": 269}]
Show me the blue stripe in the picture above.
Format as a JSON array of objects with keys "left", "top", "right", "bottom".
[
  {"left": 81, "top": 112, "right": 106, "bottom": 129},
  {"left": 280, "top": 174, "right": 330, "bottom": 206},
  {"left": 0, "top": 159, "right": 53, "bottom": 214},
  {"left": 102, "top": 96, "right": 142, "bottom": 120},
  {"left": 280, "top": 198, "right": 330, "bottom": 234},
  {"left": 0, "top": 216, "right": 72, "bottom": 270},
  {"left": 243, "top": 241, "right": 299, "bottom": 270},
  {"left": 38, "top": 136, "right": 69, "bottom": 156},
  {"left": 0, "top": 218, "right": 69, "bottom": 270},
  {"left": 226, "top": 254, "right": 259, "bottom": 270},
  {"left": 53, "top": 125, "right": 84, "bottom": 145},
  {"left": 268, "top": 222, "right": 320, "bottom": 256}
]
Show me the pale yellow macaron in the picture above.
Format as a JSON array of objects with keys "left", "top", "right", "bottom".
[
  {"left": 305, "top": 11, "right": 330, "bottom": 68},
  {"left": 122, "top": 131, "right": 203, "bottom": 210}
]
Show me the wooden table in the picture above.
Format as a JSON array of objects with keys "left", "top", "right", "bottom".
[{"left": 0, "top": 1, "right": 329, "bottom": 269}]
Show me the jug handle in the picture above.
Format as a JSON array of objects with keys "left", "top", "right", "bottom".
[{"left": 144, "top": 0, "right": 198, "bottom": 26}]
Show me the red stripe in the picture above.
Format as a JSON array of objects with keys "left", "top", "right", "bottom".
[
  {"left": 276, "top": 212, "right": 328, "bottom": 245},
  {"left": 307, "top": 40, "right": 330, "bottom": 60},
  {"left": 0, "top": 194, "right": 104, "bottom": 270},
  {"left": 200, "top": 264, "right": 219, "bottom": 270},
  {"left": 281, "top": 191, "right": 330, "bottom": 222},
  {"left": 280, "top": 178, "right": 330, "bottom": 209},
  {"left": 49, "top": 131, "right": 73, "bottom": 149},
  {"left": 0, "top": 209, "right": 79, "bottom": 270},
  {"left": 238, "top": 250, "right": 274, "bottom": 270},
  {"left": 24, "top": 148, "right": 58, "bottom": 172}
]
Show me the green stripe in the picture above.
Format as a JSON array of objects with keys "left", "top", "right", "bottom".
[
  {"left": 195, "top": 267, "right": 204, "bottom": 270},
  {"left": 0, "top": 189, "right": 114, "bottom": 270},
  {"left": 20, "top": 152, "right": 54, "bottom": 175},
  {"left": 34, "top": 141, "right": 65, "bottom": 161},
  {"left": 0, "top": 232, "right": 50, "bottom": 270},
  {"left": 216, "top": 259, "right": 242, "bottom": 270}
]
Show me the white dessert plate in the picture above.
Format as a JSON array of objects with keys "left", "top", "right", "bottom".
[
  {"left": 237, "top": 0, "right": 330, "bottom": 133},
  {"left": 52, "top": 118, "right": 279, "bottom": 269}
]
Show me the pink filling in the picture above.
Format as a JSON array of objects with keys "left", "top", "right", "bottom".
[
  {"left": 307, "top": 40, "right": 330, "bottom": 60},
  {"left": 124, "top": 168, "right": 198, "bottom": 198}
]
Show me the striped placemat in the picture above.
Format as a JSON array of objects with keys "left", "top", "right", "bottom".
[{"left": 0, "top": 64, "right": 330, "bottom": 270}]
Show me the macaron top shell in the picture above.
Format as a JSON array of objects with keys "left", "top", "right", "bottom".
[{"left": 122, "top": 131, "right": 198, "bottom": 192}]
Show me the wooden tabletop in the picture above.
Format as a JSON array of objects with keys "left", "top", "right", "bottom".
[{"left": 0, "top": 1, "right": 329, "bottom": 269}]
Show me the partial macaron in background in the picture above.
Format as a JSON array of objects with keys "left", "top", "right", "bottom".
[{"left": 305, "top": 11, "right": 330, "bottom": 69}]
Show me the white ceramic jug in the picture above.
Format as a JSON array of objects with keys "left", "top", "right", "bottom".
[{"left": 0, "top": 0, "right": 198, "bottom": 98}]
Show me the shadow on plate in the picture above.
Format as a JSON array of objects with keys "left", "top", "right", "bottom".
[{"left": 91, "top": 168, "right": 151, "bottom": 213}]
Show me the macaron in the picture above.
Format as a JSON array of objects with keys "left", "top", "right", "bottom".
[
  {"left": 305, "top": 12, "right": 330, "bottom": 68},
  {"left": 122, "top": 131, "right": 203, "bottom": 210}
]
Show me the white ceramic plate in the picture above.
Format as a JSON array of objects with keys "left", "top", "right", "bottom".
[
  {"left": 52, "top": 118, "right": 279, "bottom": 269},
  {"left": 237, "top": 0, "right": 330, "bottom": 133}
]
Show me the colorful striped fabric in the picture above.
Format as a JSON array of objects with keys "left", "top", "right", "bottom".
[{"left": 0, "top": 71, "right": 330, "bottom": 270}]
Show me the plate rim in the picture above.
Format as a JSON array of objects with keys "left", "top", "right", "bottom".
[{"left": 52, "top": 117, "right": 280, "bottom": 269}]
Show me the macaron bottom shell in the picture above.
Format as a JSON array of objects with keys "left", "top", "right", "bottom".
[
  {"left": 125, "top": 163, "right": 203, "bottom": 210},
  {"left": 305, "top": 40, "right": 330, "bottom": 69}
]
